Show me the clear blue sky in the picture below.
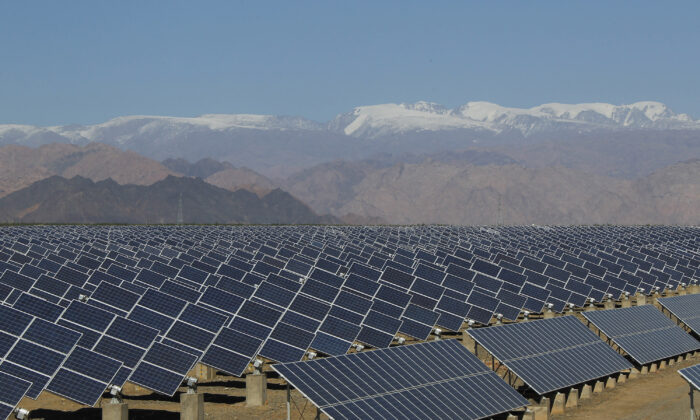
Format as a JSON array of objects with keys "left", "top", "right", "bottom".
[{"left": 1, "top": 1, "right": 699, "bottom": 126}]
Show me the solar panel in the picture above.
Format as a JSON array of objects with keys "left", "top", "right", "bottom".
[
  {"left": 273, "top": 339, "right": 529, "bottom": 420},
  {"left": 583, "top": 305, "right": 700, "bottom": 365},
  {"left": 47, "top": 347, "right": 122, "bottom": 406},
  {"left": 129, "top": 343, "right": 198, "bottom": 396},
  {"left": 468, "top": 315, "right": 633, "bottom": 394},
  {"left": 679, "top": 363, "right": 700, "bottom": 391},
  {"left": 658, "top": 294, "right": 700, "bottom": 335},
  {"left": 0, "top": 372, "right": 31, "bottom": 420}
]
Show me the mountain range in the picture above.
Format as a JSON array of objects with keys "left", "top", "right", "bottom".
[
  {"left": 2, "top": 101, "right": 699, "bottom": 178},
  {"left": 0, "top": 175, "right": 336, "bottom": 224},
  {"left": 0, "top": 100, "right": 698, "bottom": 225}
]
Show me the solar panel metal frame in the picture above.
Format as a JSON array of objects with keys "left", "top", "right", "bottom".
[
  {"left": 583, "top": 305, "right": 700, "bottom": 365},
  {"left": 468, "top": 315, "right": 633, "bottom": 395},
  {"left": 272, "top": 339, "right": 529, "bottom": 420}
]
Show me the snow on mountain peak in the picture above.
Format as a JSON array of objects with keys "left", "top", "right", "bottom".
[{"left": 336, "top": 100, "right": 698, "bottom": 137}]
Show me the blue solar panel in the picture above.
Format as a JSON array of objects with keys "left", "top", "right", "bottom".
[
  {"left": 310, "top": 332, "right": 352, "bottom": 356},
  {"left": 165, "top": 321, "right": 215, "bottom": 352},
  {"left": 355, "top": 326, "right": 393, "bottom": 348},
  {"left": 583, "top": 305, "right": 700, "bottom": 364},
  {"left": 47, "top": 347, "right": 122, "bottom": 406},
  {"left": 0, "top": 305, "right": 33, "bottom": 336},
  {"left": 679, "top": 363, "right": 700, "bottom": 391},
  {"left": 106, "top": 317, "right": 159, "bottom": 349},
  {"left": 127, "top": 306, "right": 174, "bottom": 335},
  {"left": 259, "top": 338, "right": 306, "bottom": 363},
  {"left": 0, "top": 372, "right": 31, "bottom": 417},
  {"left": 199, "top": 287, "right": 244, "bottom": 315},
  {"left": 288, "top": 294, "right": 331, "bottom": 321},
  {"left": 658, "top": 294, "right": 700, "bottom": 336},
  {"left": 22, "top": 318, "right": 81, "bottom": 354},
  {"left": 236, "top": 300, "right": 282, "bottom": 328},
  {"left": 178, "top": 304, "right": 227, "bottom": 333},
  {"left": 12, "top": 292, "right": 63, "bottom": 322},
  {"left": 93, "top": 336, "right": 146, "bottom": 368},
  {"left": 273, "top": 339, "right": 528, "bottom": 420},
  {"left": 129, "top": 362, "right": 185, "bottom": 396},
  {"left": 469, "top": 315, "right": 633, "bottom": 394},
  {"left": 91, "top": 282, "right": 139, "bottom": 312}
]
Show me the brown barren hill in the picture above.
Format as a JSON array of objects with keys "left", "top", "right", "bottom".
[
  {"left": 285, "top": 157, "right": 699, "bottom": 225},
  {"left": 206, "top": 167, "right": 277, "bottom": 196},
  {"left": 0, "top": 142, "right": 176, "bottom": 197}
]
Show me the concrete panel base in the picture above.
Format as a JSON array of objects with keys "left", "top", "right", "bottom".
[
  {"left": 103, "top": 403, "right": 128, "bottom": 420},
  {"left": 641, "top": 365, "right": 649, "bottom": 374},
  {"left": 650, "top": 363, "right": 658, "bottom": 373},
  {"left": 543, "top": 310, "right": 555, "bottom": 319},
  {"left": 584, "top": 304, "right": 596, "bottom": 312},
  {"left": 668, "top": 358, "right": 675, "bottom": 366},
  {"left": 628, "top": 367, "right": 639, "bottom": 379},
  {"left": 605, "top": 376, "right": 616, "bottom": 389},
  {"left": 580, "top": 384, "right": 592, "bottom": 400},
  {"left": 621, "top": 298, "right": 631, "bottom": 308},
  {"left": 604, "top": 300, "right": 615, "bottom": 310},
  {"left": 180, "top": 393, "right": 204, "bottom": 420},
  {"left": 617, "top": 373, "right": 626, "bottom": 384},
  {"left": 551, "top": 392, "right": 566, "bottom": 415},
  {"left": 593, "top": 380, "right": 605, "bottom": 393},
  {"left": 636, "top": 294, "right": 647, "bottom": 306},
  {"left": 531, "top": 406, "right": 549, "bottom": 420},
  {"left": 245, "top": 373, "right": 267, "bottom": 407},
  {"left": 659, "top": 360, "right": 667, "bottom": 370},
  {"left": 565, "top": 388, "right": 578, "bottom": 408}
]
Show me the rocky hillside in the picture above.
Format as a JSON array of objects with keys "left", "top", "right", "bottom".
[
  {"left": 162, "top": 157, "right": 277, "bottom": 196},
  {"left": 0, "top": 143, "right": 175, "bottom": 197},
  {"left": 284, "top": 158, "right": 700, "bottom": 225},
  {"left": 0, "top": 175, "right": 337, "bottom": 224}
]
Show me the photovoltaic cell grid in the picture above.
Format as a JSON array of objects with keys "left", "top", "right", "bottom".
[
  {"left": 468, "top": 316, "right": 633, "bottom": 394},
  {"left": 0, "top": 224, "right": 697, "bottom": 406},
  {"left": 583, "top": 305, "right": 700, "bottom": 365},
  {"left": 679, "top": 363, "right": 700, "bottom": 391},
  {"left": 273, "top": 339, "right": 529, "bottom": 420},
  {"left": 0, "top": 372, "right": 31, "bottom": 420},
  {"left": 658, "top": 294, "right": 700, "bottom": 336}
]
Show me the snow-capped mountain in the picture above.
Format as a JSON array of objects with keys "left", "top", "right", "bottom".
[
  {"left": 331, "top": 100, "right": 698, "bottom": 138},
  {"left": 1, "top": 100, "right": 698, "bottom": 177}
]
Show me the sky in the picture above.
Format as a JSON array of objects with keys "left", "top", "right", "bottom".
[{"left": 1, "top": 1, "right": 699, "bottom": 126}]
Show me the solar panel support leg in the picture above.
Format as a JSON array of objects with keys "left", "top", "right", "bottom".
[
  {"left": 286, "top": 383, "right": 291, "bottom": 420},
  {"left": 180, "top": 392, "right": 204, "bottom": 420},
  {"left": 580, "top": 384, "right": 592, "bottom": 400},
  {"left": 246, "top": 373, "right": 267, "bottom": 407},
  {"left": 690, "top": 386, "right": 695, "bottom": 420},
  {"left": 551, "top": 392, "right": 565, "bottom": 415},
  {"left": 103, "top": 402, "right": 128, "bottom": 420}
]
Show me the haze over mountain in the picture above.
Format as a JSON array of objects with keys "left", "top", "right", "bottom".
[
  {"left": 2, "top": 100, "right": 699, "bottom": 178},
  {"left": 284, "top": 158, "right": 700, "bottom": 225}
]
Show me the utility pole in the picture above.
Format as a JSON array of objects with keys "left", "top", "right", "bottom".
[{"left": 177, "top": 193, "right": 184, "bottom": 225}]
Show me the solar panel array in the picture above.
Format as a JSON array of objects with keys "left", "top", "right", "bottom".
[
  {"left": 468, "top": 316, "right": 634, "bottom": 394},
  {"left": 583, "top": 305, "right": 700, "bottom": 365},
  {"left": 679, "top": 363, "right": 700, "bottom": 391},
  {"left": 273, "top": 339, "right": 529, "bottom": 420},
  {"left": 0, "top": 224, "right": 697, "bottom": 410},
  {"left": 657, "top": 294, "right": 700, "bottom": 336}
]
